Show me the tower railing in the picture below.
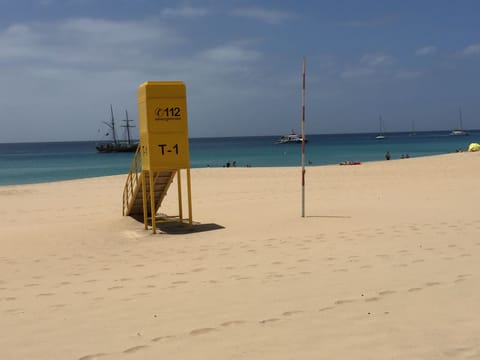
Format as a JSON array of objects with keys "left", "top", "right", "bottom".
[{"left": 122, "top": 145, "right": 141, "bottom": 215}]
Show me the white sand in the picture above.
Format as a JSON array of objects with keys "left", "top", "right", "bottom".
[{"left": 1, "top": 152, "right": 480, "bottom": 359}]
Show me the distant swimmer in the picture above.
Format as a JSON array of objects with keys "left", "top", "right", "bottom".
[{"left": 385, "top": 151, "right": 391, "bottom": 160}]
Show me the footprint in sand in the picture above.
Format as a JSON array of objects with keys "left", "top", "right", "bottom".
[
  {"left": 189, "top": 328, "right": 218, "bottom": 336},
  {"left": 107, "top": 286, "right": 123, "bottom": 290},
  {"left": 123, "top": 345, "right": 148, "bottom": 354},
  {"left": 378, "top": 290, "right": 396, "bottom": 296},
  {"left": 318, "top": 306, "right": 335, "bottom": 312},
  {"left": 235, "top": 276, "right": 252, "bottom": 281},
  {"left": 144, "top": 274, "right": 158, "bottom": 279},
  {"left": 259, "top": 318, "right": 280, "bottom": 324},
  {"left": 408, "top": 287, "right": 423, "bottom": 292},
  {"left": 442, "top": 346, "right": 480, "bottom": 358},
  {"left": 151, "top": 335, "right": 174, "bottom": 342},
  {"left": 24, "top": 283, "right": 39, "bottom": 287},
  {"left": 77, "top": 353, "right": 107, "bottom": 360},
  {"left": 282, "top": 310, "right": 304, "bottom": 317},
  {"left": 50, "top": 304, "right": 66, "bottom": 309},
  {"left": 334, "top": 299, "right": 356, "bottom": 305},
  {"left": 75, "top": 291, "right": 90, "bottom": 295},
  {"left": 220, "top": 320, "right": 245, "bottom": 327}
]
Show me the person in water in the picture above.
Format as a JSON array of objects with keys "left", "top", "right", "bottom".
[{"left": 385, "top": 151, "right": 391, "bottom": 160}]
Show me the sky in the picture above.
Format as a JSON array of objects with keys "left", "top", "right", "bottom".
[{"left": 0, "top": 0, "right": 479, "bottom": 142}]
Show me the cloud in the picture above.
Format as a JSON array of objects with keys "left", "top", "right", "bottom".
[
  {"left": 339, "top": 16, "right": 396, "bottom": 28},
  {"left": 360, "top": 53, "right": 393, "bottom": 67},
  {"left": 39, "top": 0, "right": 54, "bottom": 6},
  {"left": 230, "top": 7, "right": 292, "bottom": 24},
  {"left": 198, "top": 43, "right": 262, "bottom": 64},
  {"left": 0, "top": 18, "right": 183, "bottom": 70},
  {"left": 341, "top": 67, "right": 374, "bottom": 79},
  {"left": 0, "top": 14, "right": 273, "bottom": 141},
  {"left": 341, "top": 53, "right": 394, "bottom": 79},
  {"left": 395, "top": 70, "right": 422, "bottom": 79},
  {"left": 461, "top": 43, "right": 480, "bottom": 56},
  {"left": 415, "top": 45, "right": 437, "bottom": 56},
  {"left": 161, "top": 5, "right": 209, "bottom": 18}
]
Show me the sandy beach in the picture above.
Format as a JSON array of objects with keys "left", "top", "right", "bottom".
[{"left": 1, "top": 152, "right": 480, "bottom": 359}]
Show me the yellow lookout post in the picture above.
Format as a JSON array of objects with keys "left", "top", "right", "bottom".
[{"left": 137, "top": 81, "right": 193, "bottom": 233}]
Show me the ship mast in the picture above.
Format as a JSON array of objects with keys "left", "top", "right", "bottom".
[
  {"left": 459, "top": 107, "right": 463, "bottom": 130},
  {"left": 102, "top": 105, "right": 118, "bottom": 145},
  {"left": 121, "top": 110, "right": 135, "bottom": 145}
]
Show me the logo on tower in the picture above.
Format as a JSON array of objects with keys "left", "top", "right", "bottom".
[{"left": 154, "top": 106, "right": 181, "bottom": 121}]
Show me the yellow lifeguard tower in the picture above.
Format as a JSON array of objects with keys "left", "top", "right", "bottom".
[{"left": 122, "top": 81, "right": 192, "bottom": 233}]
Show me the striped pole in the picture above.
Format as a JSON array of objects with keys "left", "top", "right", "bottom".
[{"left": 301, "top": 56, "right": 306, "bottom": 218}]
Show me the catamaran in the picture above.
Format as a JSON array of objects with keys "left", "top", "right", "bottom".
[{"left": 276, "top": 130, "right": 307, "bottom": 144}]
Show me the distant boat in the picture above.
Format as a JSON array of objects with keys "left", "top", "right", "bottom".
[
  {"left": 276, "top": 130, "right": 307, "bottom": 144},
  {"left": 375, "top": 116, "right": 386, "bottom": 140},
  {"left": 409, "top": 120, "right": 416, "bottom": 136},
  {"left": 96, "top": 105, "right": 139, "bottom": 153},
  {"left": 449, "top": 108, "right": 469, "bottom": 136}
]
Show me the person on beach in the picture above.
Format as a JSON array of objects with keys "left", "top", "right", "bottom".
[{"left": 385, "top": 151, "right": 391, "bottom": 160}]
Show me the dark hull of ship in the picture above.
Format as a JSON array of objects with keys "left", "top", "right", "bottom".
[{"left": 96, "top": 143, "right": 139, "bottom": 153}]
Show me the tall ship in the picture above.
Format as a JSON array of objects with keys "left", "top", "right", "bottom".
[{"left": 96, "top": 105, "right": 139, "bottom": 153}]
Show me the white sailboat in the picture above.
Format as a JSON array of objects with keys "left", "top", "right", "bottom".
[
  {"left": 450, "top": 108, "right": 468, "bottom": 136},
  {"left": 375, "top": 116, "right": 386, "bottom": 140},
  {"left": 409, "top": 120, "right": 416, "bottom": 136}
]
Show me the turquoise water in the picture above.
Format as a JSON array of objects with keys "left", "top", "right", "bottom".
[{"left": 0, "top": 131, "right": 477, "bottom": 185}]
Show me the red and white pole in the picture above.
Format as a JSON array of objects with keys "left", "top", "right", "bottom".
[{"left": 301, "top": 56, "right": 306, "bottom": 218}]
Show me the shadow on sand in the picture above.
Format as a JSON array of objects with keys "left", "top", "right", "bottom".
[{"left": 130, "top": 214, "right": 224, "bottom": 235}]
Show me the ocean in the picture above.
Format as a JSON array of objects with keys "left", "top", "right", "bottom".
[{"left": 0, "top": 131, "right": 477, "bottom": 186}]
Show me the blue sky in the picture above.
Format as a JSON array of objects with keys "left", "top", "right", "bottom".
[{"left": 0, "top": 0, "right": 479, "bottom": 142}]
